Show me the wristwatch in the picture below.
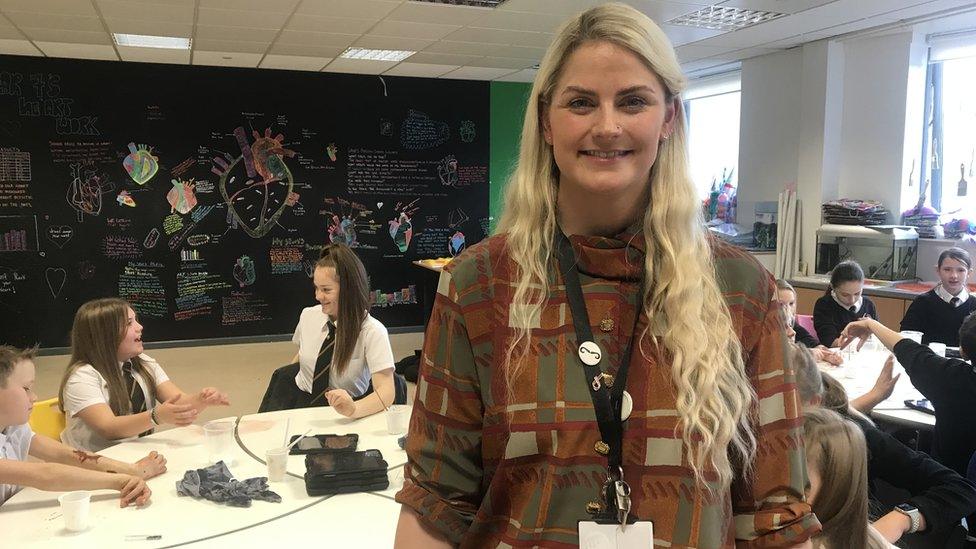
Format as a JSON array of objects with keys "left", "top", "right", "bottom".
[{"left": 895, "top": 503, "right": 922, "bottom": 533}]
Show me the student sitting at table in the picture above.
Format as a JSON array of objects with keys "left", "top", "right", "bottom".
[
  {"left": 258, "top": 244, "right": 396, "bottom": 416},
  {"left": 58, "top": 298, "right": 230, "bottom": 452},
  {"left": 840, "top": 314, "right": 976, "bottom": 476},
  {"left": 814, "top": 260, "right": 877, "bottom": 348},
  {"left": 0, "top": 345, "right": 165, "bottom": 508},
  {"left": 900, "top": 247, "right": 976, "bottom": 346},
  {"left": 777, "top": 278, "right": 843, "bottom": 365},
  {"left": 791, "top": 344, "right": 976, "bottom": 544}
]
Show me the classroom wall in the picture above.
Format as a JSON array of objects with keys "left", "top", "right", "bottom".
[{"left": 489, "top": 81, "right": 531, "bottom": 233}]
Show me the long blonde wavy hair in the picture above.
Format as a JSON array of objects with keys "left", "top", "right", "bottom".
[{"left": 496, "top": 2, "right": 756, "bottom": 491}]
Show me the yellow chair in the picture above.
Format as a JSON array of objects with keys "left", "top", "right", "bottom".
[{"left": 29, "top": 397, "right": 65, "bottom": 441}]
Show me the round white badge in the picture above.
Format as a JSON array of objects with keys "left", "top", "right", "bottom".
[
  {"left": 620, "top": 390, "right": 633, "bottom": 421},
  {"left": 578, "top": 341, "right": 602, "bottom": 366}
]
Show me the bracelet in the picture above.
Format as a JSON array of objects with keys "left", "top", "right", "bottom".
[{"left": 149, "top": 406, "right": 159, "bottom": 427}]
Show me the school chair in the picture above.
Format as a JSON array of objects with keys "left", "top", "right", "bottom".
[
  {"left": 29, "top": 397, "right": 65, "bottom": 441},
  {"left": 796, "top": 314, "right": 819, "bottom": 343}
]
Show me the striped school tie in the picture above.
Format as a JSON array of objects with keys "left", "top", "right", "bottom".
[
  {"left": 122, "top": 361, "right": 153, "bottom": 437},
  {"left": 309, "top": 321, "right": 336, "bottom": 405}
]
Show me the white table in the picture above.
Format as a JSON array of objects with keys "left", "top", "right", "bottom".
[
  {"left": 0, "top": 408, "right": 407, "bottom": 548},
  {"left": 819, "top": 348, "right": 935, "bottom": 428}
]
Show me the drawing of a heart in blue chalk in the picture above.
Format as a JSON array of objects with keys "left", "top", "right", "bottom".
[{"left": 45, "top": 267, "right": 66, "bottom": 298}]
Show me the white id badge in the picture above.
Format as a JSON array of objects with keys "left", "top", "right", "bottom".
[{"left": 578, "top": 521, "right": 654, "bottom": 548}]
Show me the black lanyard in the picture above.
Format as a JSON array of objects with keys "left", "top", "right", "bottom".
[{"left": 555, "top": 231, "right": 643, "bottom": 521}]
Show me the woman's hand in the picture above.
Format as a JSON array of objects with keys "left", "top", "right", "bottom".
[
  {"left": 132, "top": 451, "right": 166, "bottom": 479},
  {"left": 115, "top": 474, "right": 152, "bottom": 507},
  {"left": 155, "top": 394, "right": 197, "bottom": 426},
  {"left": 325, "top": 389, "right": 356, "bottom": 417}
]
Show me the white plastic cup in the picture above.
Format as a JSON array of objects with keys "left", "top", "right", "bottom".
[
  {"left": 203, "top": 420, "right": 235, "bottom": 464},
  {"left": 900, "top": 331, "right": 923, "bottom": 344},
  {"left": 386, "top": 405, "right": 411, "bottom": 435},
  {"left": 58, "top": 490, "right": 91, "bottom": 532},
  {"left": 265, "top": 447, "right": 288, "bottom": 482},
  {"left": 929, "top": 342, "right": 947, "bottom": 357}
]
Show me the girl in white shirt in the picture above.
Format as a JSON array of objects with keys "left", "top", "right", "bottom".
[
  {"left": 0, "top": 345, "right": 164, "bottom": 507},
  {"left": 58, "top": 298, "right": 230, "bottom": 452},
  {"left": 260, "top": 244, "right": 395, "bottom": 416}
]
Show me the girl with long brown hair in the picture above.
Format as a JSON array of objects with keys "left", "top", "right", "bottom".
[{"left": 58, "top": 298, "right": 229, "bottom": 452}]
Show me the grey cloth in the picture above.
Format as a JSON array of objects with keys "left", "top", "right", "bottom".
[{"left": 176, "top": 461, "right": 281, "bottom": 507}]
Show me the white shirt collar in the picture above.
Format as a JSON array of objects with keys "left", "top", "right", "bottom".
[
  {"left": 935, "top": 284, "right": 970, "bottom": 306},
  {"left": 832, "top": 290, "right": 862, "bottom": 313}
]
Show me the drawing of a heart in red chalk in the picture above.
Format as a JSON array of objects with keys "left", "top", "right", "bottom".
[{"left": 213, "top": 127, "right": 296, "bottom": 238}]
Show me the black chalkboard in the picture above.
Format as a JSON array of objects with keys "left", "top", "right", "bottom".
[{"left": 0, "top": 55, "right": 489, "bottom": 348}]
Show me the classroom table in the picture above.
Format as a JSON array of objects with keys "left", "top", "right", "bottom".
[{"left": 0, "top": 408, "right": 407, "bottom": 548}]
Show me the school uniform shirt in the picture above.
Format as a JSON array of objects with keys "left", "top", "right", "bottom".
[
  {"left": 61, "top": 354, "right": 169, "bottom": 452},
  {"left": 396, "top": 229, "right": 819, "bottom": 548},
  {"left": 893, "top": 338, "right": 976, "bottom": 476},
  {"left": 900, "top": 287, "right": 976, "bottom": 346},
  {"left": 292, "top": 306, "right": 395, "bottom": 397},
  {"left": 812, "top": 293, "right": 877, "bottom": 347},
  {"left": 0, "top": 423, "right": 34, "bottom": 506}
]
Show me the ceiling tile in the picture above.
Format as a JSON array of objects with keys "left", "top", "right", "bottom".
[
  {"left": 103, "top": 19, "right": 193, "bottom": 38},
  {"left": 269, "top": 42, "right": 345, "bottom": 57},
  {"left": 354, "top": 35, "right": 434, "bottom": 51},
  {"left": 660, "top": 24, "right": 727, "bottom": 47},
  {"left": 195, "top": 25, "right": 279, "bottom": 42},
  {"left": 4, "top": 12, "right": 103, "bottom": 31},
  {"left": 384, "top": 62, "right": 459, "bottom": 77},
  {"left": 259, "top": 54, "right": 332, "bottom": 71},
  {"left": 681, "top": 59, "right": 741, "bottom": 77},
  {"left": 193, "top": 38, "right": 269, "bottom": 53},
  {"left": 406, "top": 51, "right": 481, "bottom": 65},
  {"left": 95, "top": 1, "right": 194, "bottom": 24},
  {"left": 715, "top": 0, "right": 840, "bottom": 15},
  {"left": 424, "top": 40, "right": 496, "bottom": 55},
  {"left": 199, "top": 0, "right": 300, "bottom": 11},
  {"left": 322, "top": 57, "right": 397, "bottom": 75},
  {"left": 444, "top": 26, "right": 553, "bottom": 47},
  {"left": 278, "top": 30, "right": 358, "bottom": 47},
  {"left": 0, "top": 38, "right": 40, "bottom": 55},
  {"left": 368, "top": 20, "right": 459, "bottom": 40},
  {"left": 196, "top": 7, "right": 290, "bottom": 29},
  {"left": 467, "top": 10, "right": 567, "bottom": 33},
  {"left": 470, "top": 56, "right": 535, "bottom": 69},
  {"left": 385, "top": 2, "right": 488, "bottom": 25},
  {"left": 35, "top": 41, "right": 117, "bottom": 60},
  {"left": 117, "top": 45, "right": 190, "bottom": 64},
  {"left": 0, "top": 0, "right": 97, "bottom": 16},
  {"left": 494, "top": 67, "right": 537, "bottom": 82},
  {"left": 440, "top": 66, "right": 517, "bottom": 80},
  {"left": 296, "top": 0, "right": 399, "bottom": 19},
  {"left": 21, "top": 28, "right": 110, "bottom": 45},
  {"left": 193, "top": 50, "right": 263, "bottom": 67},
  {"left": 675, "top": 44, "right": 728, "bottom": 62},
  {"left": 623, "top": 1, "right": 712, "bottom": 22},
  {"left": 284, "top": 15, "right": 375, "bottom": 34},
  {"left": 478, "top": 44, "right": 547, "bottom": 59},
  {"left": 497, "top": 0, "right": 607, "bottom": 15}
]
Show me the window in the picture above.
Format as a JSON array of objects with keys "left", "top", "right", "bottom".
[{"left": 685, "top": 73, "right": 741, "bottom": 201}]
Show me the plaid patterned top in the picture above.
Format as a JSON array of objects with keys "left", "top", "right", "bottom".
[{"left": 396, "top": 229, "right": 819, "bottom": 548}]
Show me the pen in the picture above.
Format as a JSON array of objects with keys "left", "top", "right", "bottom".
[{"left": 125, "top": 534, "right": 162, "bottom": 541}]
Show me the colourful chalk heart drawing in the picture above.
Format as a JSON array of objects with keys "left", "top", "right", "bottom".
[
  {"left": 167, "top": 178, "right": 198, "bottom": 214},
  {"left": 214, "top": 127, "right": 295, "bottom": 238},
  {"left": 122, "top": 143, "right": 159, "bottom": 185}
]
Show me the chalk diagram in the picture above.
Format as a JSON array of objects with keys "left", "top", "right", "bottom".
[
  {"left": 167, "top": 178, "right": 198, "bottom": 214},
  {"left": 324, "top": 197, "right": 379, "bottom": 248},
  {"left": 388, "top": 199, "right": 419, "bottom": 253},
  {"left": 122, "top": 143, "right": 159, "bottom": 185},
  {"left": 233, "top": 255, "right": 256, "bottom": 287},
  {"left": 66, "top": 162, "right": 107, "bottom": 222},
  {"left": 437, "top": 155, "right": 459, "bottom": 187},
  {"left": 45, "top": 267, "right": 66, "bottom": 299},
  {"left": 214, "top": 127, "right": 296, "bottom": 238}
]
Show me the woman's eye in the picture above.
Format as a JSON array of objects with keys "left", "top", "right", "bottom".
[
  {"left": 621, "top": 96, "right": 648, "bottom": 108},
  {"left": 568, "top": 98, "right": 593, "bottom": 109}
]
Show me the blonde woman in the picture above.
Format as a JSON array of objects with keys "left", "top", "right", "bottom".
[{"left": 395, "top": 4, "right": 817, "bottom": 547}]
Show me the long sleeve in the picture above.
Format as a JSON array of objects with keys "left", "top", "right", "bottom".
[
  {"left": 793, "top": 323, "right": 819, "bottom": 348},
  {"left": 395, "top": 263, "right": 485, "bottom": 543},
  {"left": 900, "top": 296, "right": 927, "bottom": 334},
  {"left": 892, "top": 339, "right": 970, "bottom": 403},
  {"left": 813, "top": 295, "right": 842, "bottom": 347},
  {"left": 733, "top": 285, "right": 821, "bottom": 547}
]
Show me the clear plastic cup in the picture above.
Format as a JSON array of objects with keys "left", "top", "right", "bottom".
[
  {"left": 58, "top": 490, "right": 91, "bottom": 532},
  {"left": 386, "top": 405, "right": 411, "bottom": 435},
  {"left": 203, "top": 420, "right": 236, "bottom": 464},
  {"left": 900, "top": 330, "right": 923, "bottom": 344},
  {"left": 929, "top": 342, "right": 947, "bottom": 357},
  {"left": 265, "top": 447, "right": 288, "bottom": 482}
]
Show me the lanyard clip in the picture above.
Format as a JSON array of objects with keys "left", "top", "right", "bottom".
[{"left": 614, "top": 479, "right": 631, "bottom": 526}]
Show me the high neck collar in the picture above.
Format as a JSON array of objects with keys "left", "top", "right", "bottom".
[{"left": 562, "top": 223, "right": 645, "bottom": 281}]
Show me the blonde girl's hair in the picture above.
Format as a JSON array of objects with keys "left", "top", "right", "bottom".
[
  {"left": 315, "top": 243, "right": 370, "bottom": 378},
  {"left": 803, "top": 408, "right": 889, "bottom": 549},
  {"left": 59, "top": 298, "right": 156, "bottom": 415},
  {"left": 496, "top": 2, "right": 756, "bottom": 492}
]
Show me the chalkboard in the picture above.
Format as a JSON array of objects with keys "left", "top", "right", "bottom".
[{"left": 0, "top": 55, "right": 490, "bottom": 348}]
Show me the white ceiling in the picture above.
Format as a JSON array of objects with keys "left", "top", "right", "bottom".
[{"left": 0, "top": 0, "right": 973, "bottom": 81}]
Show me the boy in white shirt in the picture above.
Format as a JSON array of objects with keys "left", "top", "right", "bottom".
[{"left": 0, "top": 345, "right": 165, "bottom": 507}]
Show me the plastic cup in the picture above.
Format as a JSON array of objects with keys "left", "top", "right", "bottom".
[
  {"left": 203, "top": 420, "right": 235, "bottom": 464},
  {"left": 386, "top": 405, "right": 411, "bottom": 435},
  {"left": 265, "top": 447, "right": 288, "bottom": 482},
  {"left": 900, "top": 331, "right": 923, "bottom": 344},
  {"left": 929, "top": 342, "right": 947, "bottom": 357},
  {"left": 58, "top": 490, "right": 91, "bottom": 532}
]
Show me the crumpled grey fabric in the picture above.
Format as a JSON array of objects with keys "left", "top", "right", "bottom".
[{"left": 176, "top": 461, "right": 281, "bottom": 507}]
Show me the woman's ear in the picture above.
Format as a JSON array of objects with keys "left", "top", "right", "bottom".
[
  {"left": 541, "top": 110, "right": 552, "bottom": 145},
  {"left": 662, "top": 96, "right": 680, "bottom": 139}
]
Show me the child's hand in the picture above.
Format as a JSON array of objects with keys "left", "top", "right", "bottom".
[
  {"left": 325, "top": 389, "right": 356, "bottom": 417},
  {"left": 198, "top": 387, "right": 230, "bottom": 407},
  {"left": 116, "top": 475, "right": 152, "bottom": 507},
  {"left": 813, "top": 346, "right": 844, "bottom": 366},
  {"left": 133, "top": 451, "right": 167, "bottom": 479},
  {"left": 868, "top": 355, "right": 900, "bottom": 403},
  {"left": 156, "top": 394, "right": 197, "bottom": 426}
]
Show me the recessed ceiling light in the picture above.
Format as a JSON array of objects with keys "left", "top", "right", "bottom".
[
  {"left": 410, "top": 0, "right": 507, "bottom": 7},
  {"left": 113, "top": 33, "right": 191, "bottom": 50},
  {"left": 667, "top": 6, "right": 785, "bottom": 32},
  {"left": 340, "top": 48, "right": 415, "bottom": 62}
]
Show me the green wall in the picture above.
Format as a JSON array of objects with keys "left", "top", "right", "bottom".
[{"left": 489, "top": 81, "right": 532, "bottom": 234}]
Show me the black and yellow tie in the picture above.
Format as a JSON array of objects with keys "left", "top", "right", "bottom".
[
  {"left": 122, "top": 361, "right": 153, "bottom": 437},
  {"left": 309, "top": 321, "right": 336, "bottom": 405}
]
